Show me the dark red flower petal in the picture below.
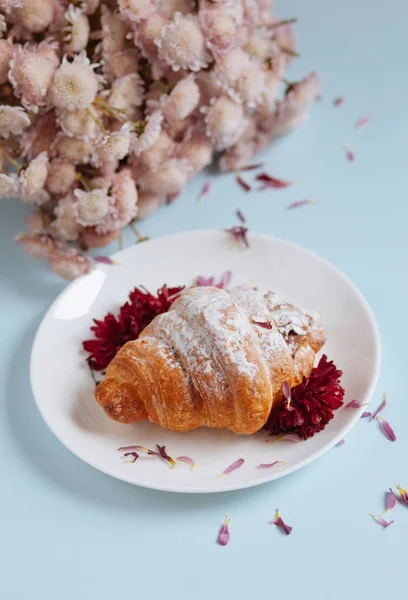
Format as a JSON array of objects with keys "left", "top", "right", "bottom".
[
  {"left": 83, "top": 284, "right": 184, "bottom": 370},
  {"left": 264, "top": 355, "right": 345, "bottom": 440}
]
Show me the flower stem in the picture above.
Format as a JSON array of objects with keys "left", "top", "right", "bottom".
[
  {"left": 86, "top": 107, "right": 109, "bottom": 136},
  {"left": 129, "top": 222, "right": 149, "bottom": 243},
  {"left": 269, "top": 17, "right": 297, "bottom": 29},
  {"left": 76, "top": 172, "right": 92, "bottom": 192}
]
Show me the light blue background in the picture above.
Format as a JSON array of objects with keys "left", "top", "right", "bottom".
[{"left": 1, "top": 1, "right": 407, "bottom": 598}]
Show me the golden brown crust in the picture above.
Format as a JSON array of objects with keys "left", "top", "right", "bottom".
[{"left": 94, "top": 287, "right": 326, "bottom": 434}]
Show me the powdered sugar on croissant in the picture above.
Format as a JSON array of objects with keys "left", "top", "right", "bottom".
[{"left": 95, "top": 286, "right": 326, "bottom": 434}]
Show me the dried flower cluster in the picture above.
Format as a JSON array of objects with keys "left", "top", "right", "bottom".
[{"left": 0, "top": 0, "right": 318, "bottom": 278}]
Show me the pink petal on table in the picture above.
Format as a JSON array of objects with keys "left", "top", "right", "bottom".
[
  {"left": 256, "top": 172, "right": 292, "bottom": 190},
  {"left": 236, "top": 174, "right": 252, "bottom": 192},
  {"left": 94, "top": 256, "right": 117, "bottom": 265},
  {"left": 225, "top": 226, "right": 250, "bottom": 248},
  {"left": 235, "top": 209, "right": 246, "bottom": 224},
  {"left": 346, "top": 145, "right": 355, "bottom": 162},
  {"left": 361, "top": 412, "right": 372, "bottom": 418},
  {"left": 123, "top": 451, "right": 139, "bottom": 463},
  {"left": 395, "top": 485, "right": 408, "bottom": 505},
  {"left": 384, "top": 488, "right": 397, "bottom": 513},
  {"left": 372, "top": 394, "right": 387, "bottom": 420},
  {"left": 345, "top": 400, "right": 367, "bottom": 409},
  {"left": 334, "top": 96, "right": 344, "bottom": 106},
  {"left": 336, "top": 439, "right": 345, "bottom": 447},
  {"left": 218, "top": 270, "right": 232, "bottom": 288},
  {"left": 176, "top": 456, "right": 195, "bottom": 471},
  {"left": 356, "top": 116, "right": 370, "bottom": 130},
  {"left": 370, "top": 514, "right": 394, "bottom": 528},
  {"left": 270, "top": 509, "right": 292, "bottom": 535},
  {"left": 257, "top": 461, "right": 287, "bottom": 469},
  {"left": 378, "top": 418, "right": 396, "bottom": 442},
  {"left": 197, "top": 180, "right": 211, "bottom": 201},
  {"left": 217, "top": 516, "right": 231, "bottom": 546},
  {"left": 219, "top": 458, "right": 245, "bottom": 477},
  {"left": 239, "top": 162, "right": 264, "bottom": 171},
  {"left": 286, "top": 199, "right": 315, "bottom": 210},
  {"left": 118, "top": 445, "right": 148, "bottom": 452},
  {"left": 196, "top": 275, "right": 215, "bottom": 286}
]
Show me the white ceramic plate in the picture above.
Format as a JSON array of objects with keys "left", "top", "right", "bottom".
[{"left": 30, "top": 230, "right": 380, "bottom": 493}]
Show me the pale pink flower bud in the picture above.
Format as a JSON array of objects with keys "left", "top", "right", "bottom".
[
  {"left": 139, "top": 130, "right": 175, "bottom": 170},
  {"left": 19, "top": 150, "right": 49, "bottom": 205},
  {"left": 11, "top": 0, "right": 55, "bottom": 33},
  {"left": 136, "top": 190, "right": 162, "bottom": 219},
  {"left": 0, "top": 173, "right": 19, "bottom": 198},
  {"left": 0, "top": 104, "right": 30, "bottom": 138},
  {"left": 16, "top": 232, "right": 60, "bottom": 261},
  {"left": 49, "top": 52, "right": 100, "bottom": 112},
  {"left": 132, "top": 13, "right": 166, "bottom": 63},
  {"left": 108, "top": 73, "right": 144, "bottom": 119},
  {"left": 205, "top": 96, "right": 245, "bottom": 150},
  {"left": 49, "top": 248, "right": 93, "bottom": 280},
  {"left": 262, "top": 70, "right": 280, "bottom": 109},
  {"left": 72, "top": 187, "right": 114, "bottom": 227},
  {"left": 156, "top": 12, "right": 211, "bottom": 72},
  {"left": 63, "top": 5, "right": 90, "bottom": 55},
  {"left": 101, "top": 5, "right": 132, "bottom": 56},
  {"left": 106, "top": 48, "right": 139, "bottom": 79},
  {"left": 21, "top": 113, "right": 58, "bottom": 160},
  {"left": 139, "top": 157, "right": 190, "bottom": 196},
  {"left": 163, "top": 77, "right": 200, "bottom": 121},
  {"left": 52, "top": 193, "right": 82, "bottom": 240},
  {"left": 56, "top": 106, "right": 102, "bottom": 140},
  {"left": 219, "top": 139, "right": 256, "bottom": 172},
  {"left": 97, "top": 167, "right": 137, "bottom": 232},
  {"left": 131, "top": 110, "right": 162, "bottom": 156},
  {"left": 0, "top": 39, "right": 14, "bottom": 85},
  {"left": 52, "top": 134, "right": 93, "bottom": 163},
  {"left": 199, "top": 6, "right": 237, "bottom": 57},
  {"left": 91, "top": 126, "right": 131, "bottom": 169},
  {"left": 159, "top": 0, "right": 191, "bottom": 18},
  {"left": 176, "top": 130, "right": 213, "bottom": 172},
  {"left": 235, "top": 64, "right": 265, "bottom": 107},
  {"left": 46, "top": 160, "right": 76, "bottom": 196},
  {"left": 245, "top": 29, "right": 274, "bottom": 61},
  {"left": 80, "top": 226, "right": 121, "bottom": 248},
  {"left": 9, "top": 41, "right": 59, "bottom": 112},
  {"left": 118, "top": 0, "right": 158, "bottom": 22},
  {"left": 212, "top": 47, "right": 250, "bottom": 92},
  {"left": 82, "top": 0, "right": 101, "bottom": 16}
]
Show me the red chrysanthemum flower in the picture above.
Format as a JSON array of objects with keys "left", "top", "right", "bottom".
[
  {"left": 83, "top": 285, "right": 184, "bottom": 370},
  {"left": 265, "top": 354, "right": 345, "bottom": 440}
]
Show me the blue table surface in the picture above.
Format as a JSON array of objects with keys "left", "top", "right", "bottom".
[{"left": 1, "top": 1, "right": 407, "bottom": 598}]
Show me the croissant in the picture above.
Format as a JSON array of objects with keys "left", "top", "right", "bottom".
[{"left": 95, "top": 286, "right": 326, "bottom": 435}]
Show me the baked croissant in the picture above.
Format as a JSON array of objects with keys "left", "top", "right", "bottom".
[{"left": 95, "top": 287, "right": 326, "bottom": 434}]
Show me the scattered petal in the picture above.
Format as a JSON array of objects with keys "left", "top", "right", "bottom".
[
  {"left": 334, "top": 96, "right": 344, "bottom": 106},
  {"left": 236, "top": 174, "right": 252, "bottom": 192},
  {"left": 377, "top": 417, "right": 396, "bottom": 442},
  {"left": 361, "top": 412, "right": 372, "bottom": 418},
  {"left": 225, "top": 226, "right": 249, "bottom": 248},
  {"left": 370, "top": 514, "right": 394, "bottom": 528},
  {"left": 257, "top": 461, "right": 287, "bottom": 469},
  {"left": 176, "top": 456, "right": 195, "bottom": 471},
  {"left": 123, "top": 451, "right": 139, "bottom": 463},
  {"left": 239, "top": 162, "right": 264, "bottom": 171},
  {"left": 197, "top": 180, "right": 211, "bottom": 202},
  {"left": 345, "top": 400, "right": 367, "bottom": 409},
  {"left": 94, "top": 255, "right": 117, "bottom": 265},
  {"left": 356, "top": 116, "right": 370, "bottom": 130},
  {"left": 118, "top": 445, "right": 149, "bottom": 452},
  {"left": 281, "top": 434, "right": 303, "bottom": 442},
  {"left": 282, "top": 381, "right": 291, "bottom": 404},
  {"left": 395, "top": 485, "right": 408, "bottom": 506},
  {"left": 336, "top": 439, "right": 345, "bottom": 447},
  {"left": 219, "top": 458, "right": 245, "bottom": 477},
  {"left": 196, "top": 271, "right": 232, "bottom": 289},
  {"left": 385, "top": 488, "right": 397, "bottom": 513},
  {"left": 217, "top": 515, "right": 231, "bottom": 546},
  {"left": 250, "top": 317, "right": 272, "bottom": 330},
  {"left": 346, "top": 145, "right": 355, "bottom": 162},
  {"left": 286, "top": 199, "right": 315, "bottom": 210},
  {"left": 270, "top": 509, "right": 292, "bottom": 535},
  {"left": 371, "top": 394, "right": 387, "bottom": 420},
  {"left": 235, "top": 209, "right": 246, "bottom": 224},
  {"left": 148, "top": 444, "right": 176, "bottom": 467},
  {"left": 256, "top": 172, "right": 292, "bottom": 190}
]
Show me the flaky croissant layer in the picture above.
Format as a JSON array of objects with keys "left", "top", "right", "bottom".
[{"left": 95, "top": 286, "right": 326, "bottom": 434}]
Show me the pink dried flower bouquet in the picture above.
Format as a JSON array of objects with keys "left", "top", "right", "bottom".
[{"left": 0, "top": 0, "right": 319, "bottom": 279}]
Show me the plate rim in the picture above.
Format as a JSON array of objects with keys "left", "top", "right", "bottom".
[{"left": 30, "top": 228, "right": 382, "bottom": 493}]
